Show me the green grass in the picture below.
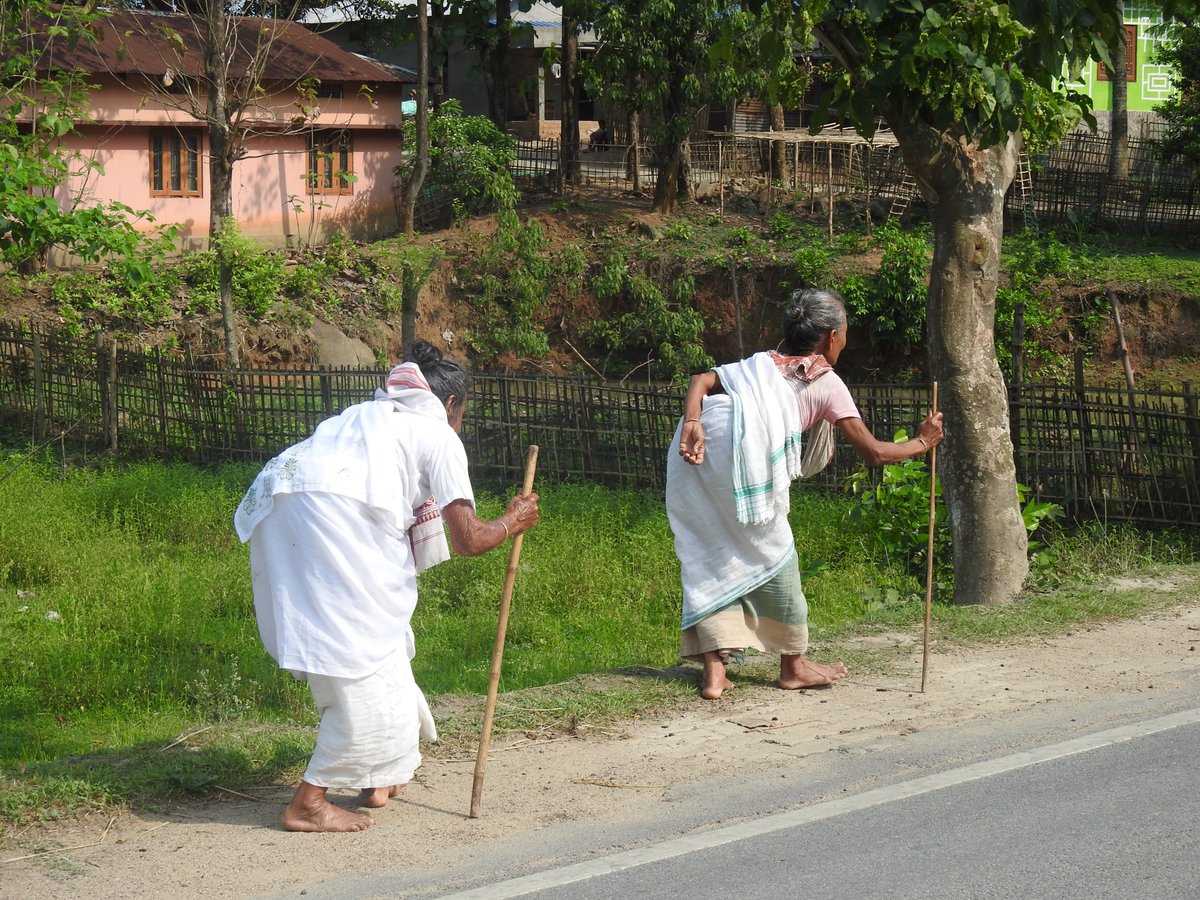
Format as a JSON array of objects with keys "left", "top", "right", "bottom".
[
  {"left": 1085, "top": 244, "right": 1200, "bottom": 295},
  {"left": 1, "top": 451, "right": 1196, "bottom": 825}
]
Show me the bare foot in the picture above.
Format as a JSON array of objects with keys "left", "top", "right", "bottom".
[
  {"left": 778, "top": 654, "right": 849, "bottom": 690},
  {"left": 700, "top": 651, "right": 735, "bottom": 700},
  {"left": 280, "top": 782, "right": 375, "bottom": 833},
  {"left": 359, "top": 784, "right": 405, "bottom": 808}
]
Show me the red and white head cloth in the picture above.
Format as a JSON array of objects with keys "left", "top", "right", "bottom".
[
  {"left": 376, "top": 361, "right": 452, "bottom": 571},
  {"left": 375, "top": 361, "right": 447, "bottom": 421}
]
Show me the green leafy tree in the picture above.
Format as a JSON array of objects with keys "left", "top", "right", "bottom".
[
  {"left": 581, "top": 0, "right": 748, "bottom": 215},
  {"left": 396, "top": 99, "right": 518, "bottom": 216},
  {"left": 753, "top": 0, "right": 1123, "bottom": 605},
  {"left": 0, "top": 2, "right": 168, "bottom": 274},
  {"left": 1156, "top": 3, "right": 1200, "bottom": 164}
]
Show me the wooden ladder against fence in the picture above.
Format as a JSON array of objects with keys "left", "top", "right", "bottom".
[
  {"left": 887, "top": 169, "right": 920, "bottom": 224},
  {"left": 1014, "top": 151, "right": 1038, "bottom": 231}
]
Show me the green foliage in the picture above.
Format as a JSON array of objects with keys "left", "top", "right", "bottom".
[
  {"left": 787, "top": 0, "right": 1124, "bottom": 151},
  {"left": 282, "top": 256, "right": 337, "bottom": 307},
  {"left": 873, "top": 224, "right": 929, "bottom": 346},
  {"left": 49, "top": 267, "right": 175, "bottom": 328},
  {"left": 583, "top": 254, "right": 712, "bottom": 381},
  {"left": 844, "top": 433, "right": 951, "bottom": 576},
  {"left": 996, "top": 229, "right": 1092, "bottom": 371},
  {"left": 768, "top": 211, "right": 799, "bottom": 239},
  {"left": 839, "top": 224, "right": 930, "bottom": 353},
  {"left": 665, "top": 221, "right": 696, "bottom": 242},
  {"left": 397, "top": 99, "right": 518, "bottom": 216},
  {"left": 461, "top": 216, "right": 551, "bottom": 361},
  {"left": 582, "top": 0, "right": 784, "bottom": 210},
  {"left": 1154, "top": 15, "right": 1200, "bottom": 165},
  {"left": 173, "top": 225, "right": 286, "bottom": 321},
  {"left": 845, "top": 430, "right": 1063, "bottom": 586},
  {"left": 791, "top": 241, "right": 834, "bottom": 286}
]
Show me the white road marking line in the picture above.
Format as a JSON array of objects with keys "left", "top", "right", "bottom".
[{"left": 441, "top": 707, "right": 1200, "bottom": 899}]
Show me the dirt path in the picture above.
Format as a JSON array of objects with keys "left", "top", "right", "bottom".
[{"left": 5, "top": 576, "right": 1200, "bottom": 899}]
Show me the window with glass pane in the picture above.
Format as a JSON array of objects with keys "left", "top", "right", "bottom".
[
  {"left": 149, "top": 130, "right": 202, "bottom": 197},
  {"left": 307, "top": 131, "right": 353, "bottom": 195}
]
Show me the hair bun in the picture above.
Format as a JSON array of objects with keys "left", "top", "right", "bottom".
[{"left": 405, "top": 340, "right": 442, "bottom": 367}]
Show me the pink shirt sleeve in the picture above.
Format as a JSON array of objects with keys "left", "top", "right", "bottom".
[{"left": 794, "top": 371, "right": 861, "bottom": 431}]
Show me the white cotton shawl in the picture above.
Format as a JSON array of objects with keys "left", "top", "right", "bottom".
[
  {"left": 234, "top": 362, "right": 452, "bottom": 552},
  {"left": 714, "top": 351, "right": 805, "bottom": 526},
  {"left": 666, "top": 393, "right": 798, "bottom": 630},
  {"left": 375, "top": 362, "right": 451, "bottom": 571},
  {"left": 667, "top": 354, "right": 846, "bottom": 631}
]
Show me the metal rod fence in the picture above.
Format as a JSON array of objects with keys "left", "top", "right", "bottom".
[{"left": 1, "top": 323, "right": 1197, "bottom": 526}]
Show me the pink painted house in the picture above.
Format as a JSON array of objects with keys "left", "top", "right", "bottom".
[{"left": 36, "top": 8, "right": 410, "bottom": 257}]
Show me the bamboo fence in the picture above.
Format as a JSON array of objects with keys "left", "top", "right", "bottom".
[
  {"left": 2, "top": 323, "right": 1198, "bottom": 527},
  {"left": 496, "top": 129, "right": 1198, "bottom": 235}
]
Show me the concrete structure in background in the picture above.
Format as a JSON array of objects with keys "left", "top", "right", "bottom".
[{"left": 301, "top": 1, "right": 603, "bottom": 142}]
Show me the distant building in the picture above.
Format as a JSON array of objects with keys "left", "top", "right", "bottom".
[
  {"left": 301, "top": 1, "right": 604, "bottom": 142},
  {"left": 29, "top": 7, "right": 408, "bottom": 255}
]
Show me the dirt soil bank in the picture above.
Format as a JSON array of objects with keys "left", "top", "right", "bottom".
[{"left": 4, "top": 569, "right": 1199, "bottom": 899}]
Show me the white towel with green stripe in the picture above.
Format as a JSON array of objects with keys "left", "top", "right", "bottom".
[{"left": 716, "top": 352, "right": 804, "bottom": 525}]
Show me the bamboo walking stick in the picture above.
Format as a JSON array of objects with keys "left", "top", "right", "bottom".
[
  {"left": 469, "top": 444, "right": 539, "bottom": 818},
  {"left": 921, "top": 383, "right": 939, "bottom": 693}
]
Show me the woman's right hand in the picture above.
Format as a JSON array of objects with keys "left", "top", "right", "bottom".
[{"left": 679, "top": 420, "right": 706, "bottom": 465}]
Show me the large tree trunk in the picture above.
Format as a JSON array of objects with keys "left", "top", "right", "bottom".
[
  {"left": 399, "top": 0, "right": 430, "bottom": 237},
  {"left": 769, "top": 102, "right": 786, "bottom": 182},
  {"left": 560, "top": 15, "right": 579, "bottom": 188},
  {"left": 204, "top": 0, "right": 238, "bottom": 371},
  {"left": 652, "top": 78, "right": 688, "bottom": 215},
  {"left": 900, "top": 126, "right": 1029, "bottom": 605},
  {"left": 1109, "top": 1, "right": 1130, "bottom": 181},
  {"left": 653, "top": 144, "right": 682, "bottom": 214}
]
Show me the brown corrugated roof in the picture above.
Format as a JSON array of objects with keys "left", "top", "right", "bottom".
[{"left": 34, "top": 7, "right": 398, "bottom": 84}]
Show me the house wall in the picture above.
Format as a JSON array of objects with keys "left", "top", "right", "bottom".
[{"left": 49, "top": 76, "right": 404, "bottom": 259}]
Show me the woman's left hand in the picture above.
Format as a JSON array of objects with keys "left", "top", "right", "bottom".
[
  {"left": 916, "top": 411, "right": 944, "bottom": 450},
  {"left": 504, "top": 492, "right": 539, "bottom": 535}
]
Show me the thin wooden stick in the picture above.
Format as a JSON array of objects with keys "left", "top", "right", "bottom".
[
  {"left": 469, "top": 445, "right": 539, "bottom": 818},
  {"left": 921, "top": 382, "right": 939, "bottom": 693}
]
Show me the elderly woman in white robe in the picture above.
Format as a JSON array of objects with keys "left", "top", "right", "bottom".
[
  {"left": 667, "top": 288, "right": 942, "bottom": 700},
  {"left": 235, "top": 341, "right": 538, "bottom": 832}
]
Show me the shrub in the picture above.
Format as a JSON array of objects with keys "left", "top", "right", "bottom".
[
  {"left": 583, "top": 264, "right": 711, "bottom": 382},
  {"left": 846, "top": 430, "right": 1062, "bottom": 582},
  {"left": 462, "top": 216, "right": 552, "bottom": 361},
  {"left": 172, "top": 225, "right": 286, "bottom": 321},
  {"left": 840, "top": 224, "right": 930, "bottom": 354},
  {"left": 398, "top": 100, "right": 518, "bottom": 217}
]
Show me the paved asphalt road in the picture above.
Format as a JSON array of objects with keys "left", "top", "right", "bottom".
[
  {"left": 286, "top": 674, "right": 1200, "bottom": 900},
  {"left": 494, "top": 711, "right": 1200, "bottom": 899}
]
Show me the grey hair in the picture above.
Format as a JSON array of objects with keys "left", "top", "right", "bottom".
[
  {"left": 780, "top": 288, "right": 847, "bottom": 355},
  {"left": 404, "top": 340, "right": 471, "bottom": 404}
]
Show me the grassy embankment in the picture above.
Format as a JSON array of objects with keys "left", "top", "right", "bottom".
[{"left": 0, "top": 451, "right": 1197, "bottom": 827}]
